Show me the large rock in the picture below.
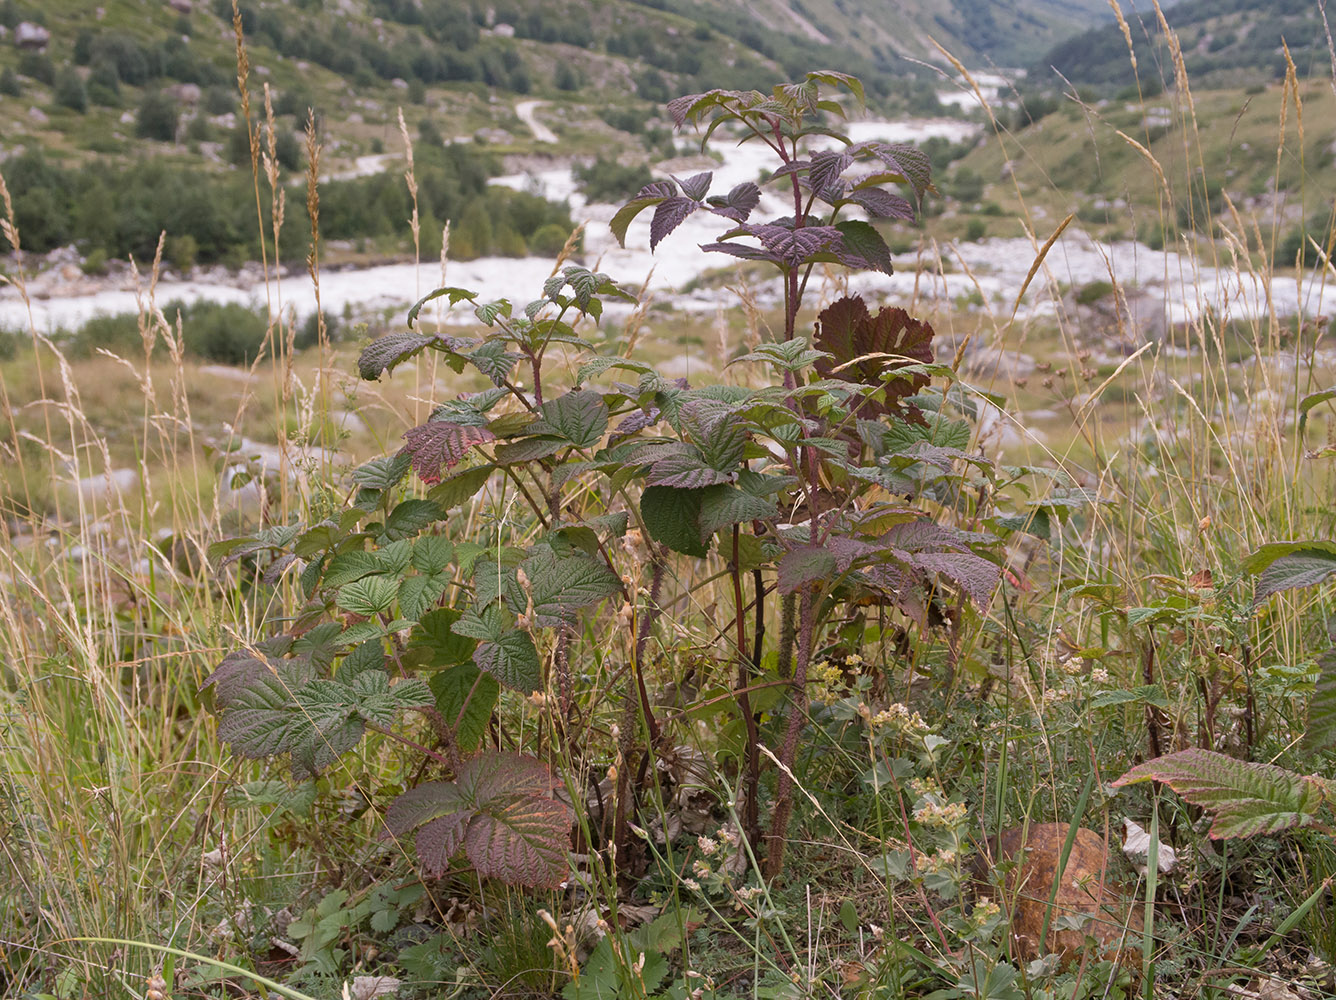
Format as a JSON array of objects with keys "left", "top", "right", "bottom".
[
  {"left": 979, "top": 823, "right": 1143, "bottom": 968},
  {"left": 168, "top": 0, "right": 194, "bottom": 12},
  {"left": 15, "top": 22, "right": 51, "bottom": 50}
]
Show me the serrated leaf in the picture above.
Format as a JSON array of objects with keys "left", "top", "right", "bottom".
[
  {"left": 410, "top": 608, "right": 478, "bottom": 667},
  {"left": 379, "top": 499, "right": 444, "bottom": 543},
  {"left": 609, "top": 180, "right": 677, "bottom": 247},
  {"left": 706, "top": 181, "right": 761, "bottom": 222},
  {"left": 1253, "top": 547, "right": 1336, "bottom": 605},
  {"left": 400, "top": 422, "right": 496, "bottom": 485},
  {"left": 833, "top": 220, "right": 894, "bottom": 275},
  {"left": 1303, "top": 649, "right": 1336, "bottom": 756},
  {"left": 477, "top": 629, "right": 542, "bottom": 693},
  {"left": 430, "top": 663, "right": 500, "bottom": 754},
  {"left": 528, "top": 391, "right": 609, "bottom": 449},
  {"left": 426, "top": 465, "right": 492, "bottom": 511},
  {"left": 386, "top": 752, "right": 570, "bottom": 886},
  {"left": 814, "top": 295, "right": 933, "bottom": 423},
  {"left": 466, "top": 340, "right": 521, "bottom": 387},
  {"left": 809, "top": 149, "right": 853, "bottom": 196},
  {"left": 323, "top": 550, "right": 388, "bottom": 590},
  {"left": 676, "top": 171, "right": 712, "bottom": 201},
  {"left": 398, "top": 574, "right": 449, "bottom": 621},
  {"left": 412, "top": 535, "right": 454, "bottom": 576},
  {"left": 640, "top": 485, "right": 710, "bottom": 557},
  {"left": 406, "top": 285, "right": 478, "bottom": 326},
  {"left": 1113, "top": 748, "right": 1326, "bottom": 839},
  {"left": 778, "top": 545, "right": 840, "bottom": 594},
  {"left": 911, "top": 550, "right": 1001, "bottom": 607},
  {"left": 848, "top": 187, "right": 916, "bottom": 221},
  {"left": 698, "top": 485, "right": 778, "bottom": 540},
  {"left": 337, "top": 576, "right": 400, "bottom": 617},
  {"left": 1089, "top": 685, "right": 1169, "bottom": 710},
  {"left": 521, "top": 549, "right": 622, "bottom": 628},
  {"left": 650, "top": 197, "right": 699, "bottom": 251},
  {"left": 353, "top": 453, "right": 413, "bottom": 491}
]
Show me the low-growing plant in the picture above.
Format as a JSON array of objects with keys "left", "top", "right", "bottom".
[{"left": 206, "top": 74, "right": 1019, "bottom": 933}]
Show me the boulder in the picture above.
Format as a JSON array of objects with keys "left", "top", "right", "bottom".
[
  {"left": 15, "top": 22, "right": 51, "bottom": 51},
  {"left": 978, "top": 823, "right": 1143, "bottom": 968},
  {"left": 168, "top": 0, "right": 194, "bottom": 12}
]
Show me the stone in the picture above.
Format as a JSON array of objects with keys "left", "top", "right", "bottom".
[
  {"left": 168, "top": 0, "right": 194, "bottom": 12},
  {"left": 73, "top": 468, "right": 140, "bottom": 503},
  {"left": 15, "top": 22, "right": 51, "bottom": 51},
  {"left": 978, "top": 823, "right": 1143, "bottom": 968},
  {"left": 28, "top": 107, "right": 49, "bottom": 125}
]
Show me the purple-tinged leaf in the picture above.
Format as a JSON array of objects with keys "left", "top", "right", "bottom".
[
  {"left": 676, "top": 171, "right": 713, "bottom": 201},
  {"left": 387, "top": 753, "right": 571, "bottom": 885},
  {"left": 609, "top": 406, "right": 660, "bottom": 444},
  {"left": 706, "top": 182, "right": 761, "bottom": 222},
  {"left": 850, "top": 141, "right": 934, "bottom": 200},
  {"left": 848, "top": 187, "right": 916, "bottom": 221},
  {"left": 1113, "top": 748, "right": 1326, "bottom": 840},
  {"left": 778, "top": 545, "right": 840, "bottom": 594},
  {"left": 399, "top": 421, "right": 496, "bottom": 485},
  {"left": 359, "top": 332, "right": 433, "bottom": 381},
  {"left": 813, "top": 295, "right": 934, "bottom": 422},
  {"left": 415, "top": 813, "right": 469, "bottom": 876},
  {"left": 810, "top": 150, "right": 853, "bottom": 196},
  {"left": 912, "top": 550, "right": 1002, "bottom": 607},
  {"left": 650, "top": 197, "right": 700, "bottom": 251},
  {"left": 609, "top": 180, "right": 678, "bottom": 247}
]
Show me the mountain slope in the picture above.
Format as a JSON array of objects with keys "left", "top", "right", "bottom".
[
  {"left": 1036, "top": 0, "right": 1334, "bottom": 88},
  {"left": 652, "top": 0, "right": 1114, "bottom": 68}
]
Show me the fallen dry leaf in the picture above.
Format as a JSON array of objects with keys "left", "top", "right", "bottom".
[
  {"left": 981, "top": 823, "right": 1142, "bottom": 968},
  {"left": 1121, "top": 818, "right": 1177, "bottom": 875}
]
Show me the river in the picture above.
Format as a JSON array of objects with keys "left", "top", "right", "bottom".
[{"left": 2, "top": 115, "right": 1333, "bottom": 334}]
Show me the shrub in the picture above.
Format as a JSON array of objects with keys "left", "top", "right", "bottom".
[
  {"left": 0, "top": 67, "right": 18, "bottom": 97},
  {"left": 18, "top": 52, "right": 55, "bottom": 86},
  {"left": 573, "top": 156, "right": 653, "bottom": 203},
  {"left": 135, "top": 91, "right": 179, "bottom": 142}
]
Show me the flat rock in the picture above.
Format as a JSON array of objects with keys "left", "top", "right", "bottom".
[{"left": 980, "top": 823, "right": 1142, "bottom": 968}]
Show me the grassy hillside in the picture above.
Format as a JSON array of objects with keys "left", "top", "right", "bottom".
[
  {"left": 1037, "top": 0, "right": 1336, "bottom": 89},
  {"left": 647, "top": 0, "right": 1113, "bottom": 68}
]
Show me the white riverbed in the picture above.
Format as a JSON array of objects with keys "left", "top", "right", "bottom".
[{"left": 3, "top": 114, "right": 1333, "bottom": 334}]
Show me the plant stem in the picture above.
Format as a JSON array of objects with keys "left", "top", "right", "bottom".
[
  {"left": 731, "top": 526, "right": 762, "bottom": 847},
  {"left": 764, "top": 585, "right": 814, "bottom": 878}
]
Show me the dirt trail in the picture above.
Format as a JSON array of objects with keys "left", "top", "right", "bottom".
[{"left": 515, "top": 100, "right": 557, "bottom": 143}]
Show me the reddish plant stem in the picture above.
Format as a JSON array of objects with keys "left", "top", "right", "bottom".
[
  {"left": 764, "top": 586, "right": 814, "bottom": 879},
  {"left": 731, "top": 526, "right": 762, "bottom": 847}
]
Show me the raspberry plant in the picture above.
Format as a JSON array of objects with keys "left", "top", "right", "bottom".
[{"left": 207, "top": 72, "right": 1007, "bottom": 888}]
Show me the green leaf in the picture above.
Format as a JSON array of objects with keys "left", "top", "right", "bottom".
[
  {"left": 521, "top": 549, "right": 622, "bottom": 628},
  {"left": 1245, "top": 542, "right": 1336, "bottom": 603},
  {"left": 412, "top": 535, "right": 454, "bottom": 576},
  {"left": 834, "top": 219, "right": 894, "bottom": 275},
  {"left": 477, "top": 629, "right": 542, "bottom": 693},
  {"left": 322, "top": 550, "right": 388, "bottom": 589},
  {"left": 1113, "top": 748, "right": 1327, "bottom": 839},
  {"left": 337, "top": 576, "right": 399, "bottom": 617},
  {"left": 640, "top": 485, "right": 710, "bottom": 557},
  {"left": 576, "top": 356, "right": 654, "bottom": 385},
  {"left": 353, "top": 453, "right": 413, "bottom": 491},
  {"left": 378, "top": 499, "right": 443, "bottom": 543},
  {"left": 697, "top": 485, "right": 778, "bottom": 540},
  {"left": 529, "top": 391, "right": 609, "bottom": 449},
  {"left": 426, "top": 465, "right": 492, "bottom": 511},
  {"left": 430, "top": 663, "right": 500, "bottom": 754},
  {"left": 1089, "top": 685, "right": 1169, "bottom": 710},
  {"left": 1303, "top": 649, "right": 1336, "bottom": 757},
  {"left": 398, "top": 574, "right": 448, "bottom": 621},
  {"left": 406, "top": 285, "right": 478, "bottom": 326},
  {"left": 410, "top": 608, "right": 477, "bottom": 667},
  {"left": 358, "top": 332, "right": 436, "bottom": 380}
]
